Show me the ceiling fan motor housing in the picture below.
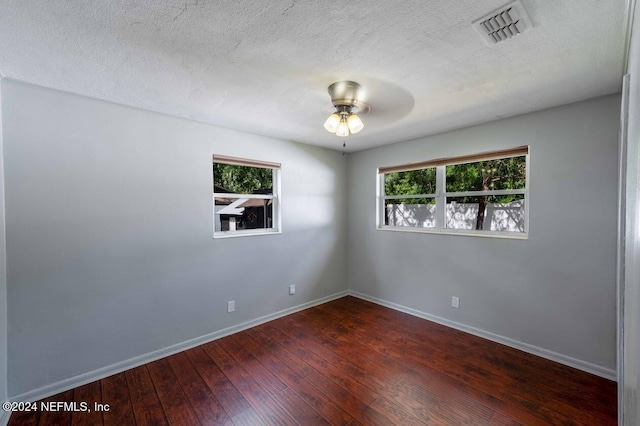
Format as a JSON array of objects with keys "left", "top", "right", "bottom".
[
  {"left": 328, "top": 81, "right": 370, "bottom": 115},
  {"left": 328, "top": 81, "right": 361, "bottom": 108}
]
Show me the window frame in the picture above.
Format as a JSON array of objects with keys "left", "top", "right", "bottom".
[
  {"left": 377, "top": 146, "right": 529, "bottom": 239},
  {"left": 213, "top": 154, "right": 282, "bottom": 239}
]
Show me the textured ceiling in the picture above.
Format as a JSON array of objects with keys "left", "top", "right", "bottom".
[{"left": 0, "top": 0, "right": 626, "bottom": 152}]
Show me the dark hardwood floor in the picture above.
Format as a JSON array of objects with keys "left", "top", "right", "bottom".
[{"left": 8, "top": 296, "right": 617, "bottom": 425}]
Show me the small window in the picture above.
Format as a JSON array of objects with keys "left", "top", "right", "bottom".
[
  {"left": 213, "top": 155, "right": 281, "bottom": 238},
  {"left": 384, "top": 167, "right": 437, "bottom": 229},
  {"left": 378, "top": 146, "right": 529, "bottom": 238}
]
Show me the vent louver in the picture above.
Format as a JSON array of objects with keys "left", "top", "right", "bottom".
[{"left": 472, "top": 0, "right": 532, "bottom": 46}]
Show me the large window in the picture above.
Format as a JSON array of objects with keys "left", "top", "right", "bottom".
[
  {"left": 378, "top": 146, "right": 528, "bottom": 237},
  {"left": 213, "top": 155, "right": 281, "bottom": 238}
]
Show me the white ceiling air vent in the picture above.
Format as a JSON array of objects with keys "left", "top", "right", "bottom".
[{"left": 472, "top": 0, "right": 532, "bottom": 46}]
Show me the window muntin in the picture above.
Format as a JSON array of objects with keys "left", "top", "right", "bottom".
[
  {"left": 378, "top": 147, "right": 528, "bottom": 237},
  {"left": 213, "top": 156, "right": 280, "bottom": 237}
]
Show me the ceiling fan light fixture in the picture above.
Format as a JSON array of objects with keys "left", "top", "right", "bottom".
[
  {"left": 335, "top": 117, "right": 350, "bottom": 137},
  {"left": 347, "top": 113, "right": 364, "bottom": 134},
  {"left": 323, "top": 113, "right": 341, "bottom": 133}
]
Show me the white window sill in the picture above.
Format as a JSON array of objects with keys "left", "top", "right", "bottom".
[
  {"left": 214, "top": 229, "right": 281, "bottom": 239},
  {"left": 377, "top": 226, "right": 528, "bottom": 240}
]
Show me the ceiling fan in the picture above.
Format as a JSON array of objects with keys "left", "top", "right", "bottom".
[{"left": 323, "top": 81, "right": 370, "bottom": 138}]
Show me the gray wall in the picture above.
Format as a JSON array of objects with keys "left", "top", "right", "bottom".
[
  {"left": 0, "top": 79, "right": 7, "bottom": 404},
  {"left": 624, "top": 1, "right": 640, "bottom": 423},
  {"left": 347, "top": 95, "right": 620, "bottom": 372},
  {"left": 2, "top": 80, "right": 348, "bottom": 396}
]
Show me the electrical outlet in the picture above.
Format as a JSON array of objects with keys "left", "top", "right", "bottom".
[
  {"left": 289, "top": 285, "right": 296, "bottom": 295},
  {"left": 227, "top": 300, "right": 235, "bottom": 312},
  {"left": 451, "top": 296, "right": 460, "bottom": 309}
]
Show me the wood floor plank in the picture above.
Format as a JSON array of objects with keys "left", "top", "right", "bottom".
[
  {"left": 201, "top": 340, "right": 297, "bottom": 425},
  {"left": 37, "top": 389, "right": 74, "bottom": 426},
  {"left": 490, "top": 411, "right": 525, "bottom": 425},
  {"left": 392, "top": 377, "right": 494, "bottom": 425},
  {"left": 185, "top": 345, "right": 250, "bottom": 418},
  {"left": 405, "top": 355, "right": 581, "bottom": 425},
  {"left": 230, "top": 407, "right": 267, "bottom": 426},
  {"left": 381, "top": 384, "right": 455, "bottom": 426},
  {"left": 260, "top": 321, "right": 381, "bottom": 405},
  {"left": 262, "top": 316, "right": 388, "bottom": 401},
  {"left": 166, "top": 352, "right": 233, "bottom": 425},
  {"left": 368, "top": 395, "right": 428, "bottom": 426},
  {"left": 233, "top": 329, "right": 312, "bottom": 378},
  {"left": 247, "top": 328, "right": 379, "bottom": 424},
  {"left": 233, "top": 330, "right": 354, "bottom": 425},
  {"left": 125, "top": 365, "right": 169, "bottom": 426},
  {"left": 283, "top": 311, "right": 407, "bottom": 392},
  {"left": 272, "top": 386, "right": 329, "bottom": 425},
  {"left": 217, "top": 334, "right": 288, "bottom": 396},
  {"left": 7, "top": 403, "right": 41, "bottom": 426},
  {"left": 502, "top": 387, "right": 612, "bottom": 426},
  {"left": 101, "top": 372, "right": 135, "bottom": 426},
  {"left": 6, "top": 296, "right": 617, "bottom": 426},
  {"left": 147, "top": 357, "right": 200, "bottom": 425},
  {"left": 300, "top": 306, "right": 432, "bottom": 372},
  {"left": 71, "top": 381, "right": 103, "bottom": 426}
]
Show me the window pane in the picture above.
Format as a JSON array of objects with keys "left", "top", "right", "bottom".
[
  {"left": 213, "top": 163, "right": 273, "bottom": 195},
  {"left": 445, "top": 195, "right": 525, "bottom": 232},
  {"left": 384, "top": 198, "right": 436, "bottom": 228},
  {"left": 446, "top": 156, "right": 526, "bottom": 192},
  {"left": 214, "top": 197, "right": 273, "bottom": 232},
  {"left": 384, "top": 168, "right": 436, "bottom": 196}
]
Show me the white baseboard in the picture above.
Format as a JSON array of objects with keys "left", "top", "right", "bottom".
[
  {"left": 349, "top": 290, "right": 617, "bottom": 381},
  {"left": 0, "top": 407, "right": 10, "bottom": 426},
  {"left": 10, "top": 290, "right": 348, "bottom": 403}
]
